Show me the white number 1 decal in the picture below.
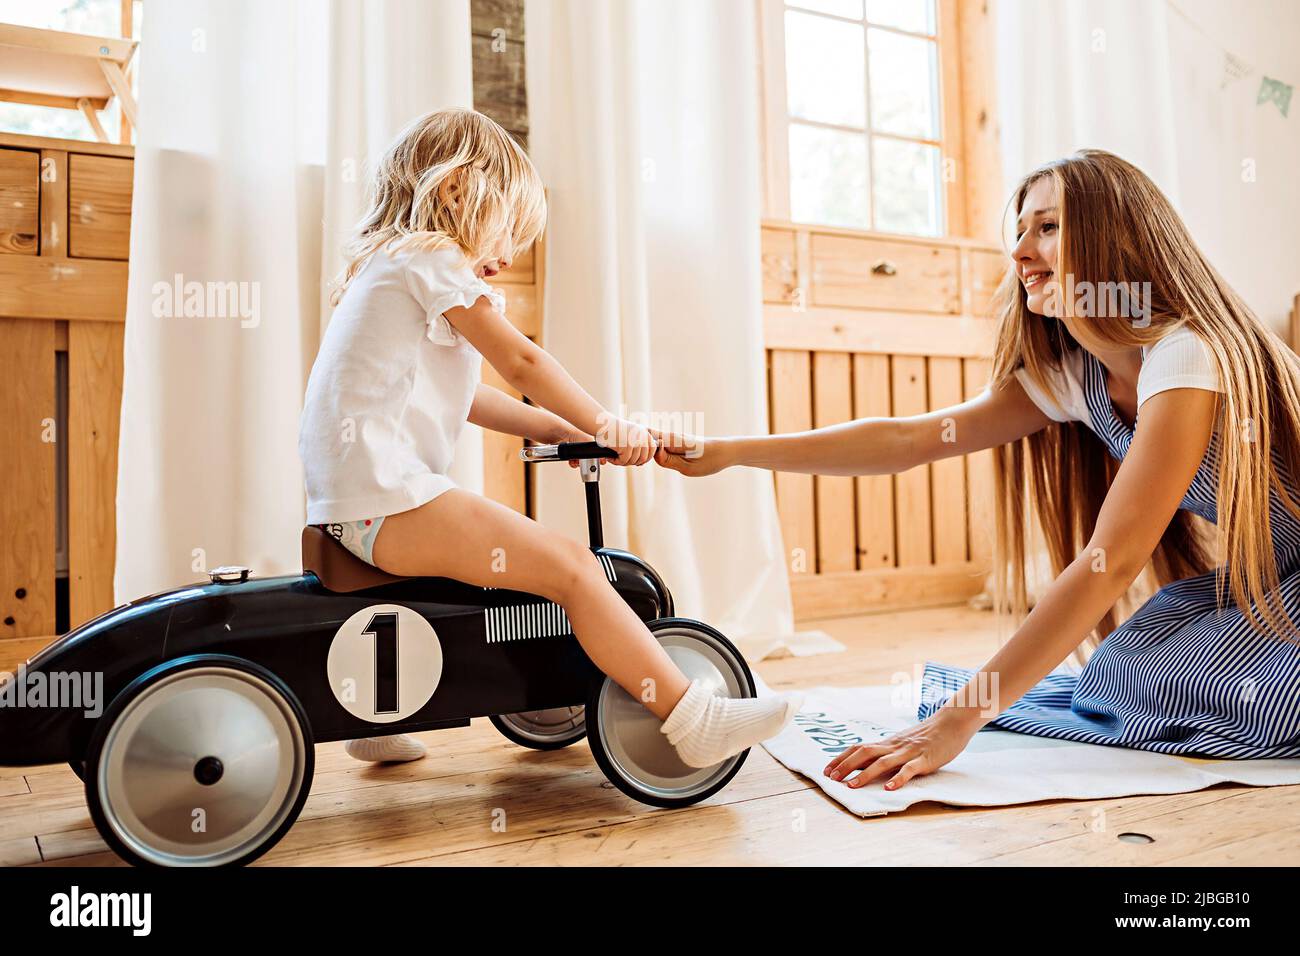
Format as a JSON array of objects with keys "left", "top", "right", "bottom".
[{"left": 327, "top": 604, "right": 443, "bottom": 723}]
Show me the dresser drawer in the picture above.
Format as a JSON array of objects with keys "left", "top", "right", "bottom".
[
  {"left": 69, "top": 154, "right": 133, "bottom": 260},
  {"left": 811, "top": 233, "right": 961, "bottom": 314},
  {"left": 0, "top": 147, "right": 39, "bottom": 256}
]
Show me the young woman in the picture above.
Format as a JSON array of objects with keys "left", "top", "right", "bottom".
[
  {"left": 659, "top": 149, "right": 1300, "bottom": 790},
  {"left": 299, "top": 108, "right": 799, "bottom": 766}
]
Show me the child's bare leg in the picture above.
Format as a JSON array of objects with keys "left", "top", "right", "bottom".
[{"left": 373, "top": 490, "right": 689, "bottom": 719}]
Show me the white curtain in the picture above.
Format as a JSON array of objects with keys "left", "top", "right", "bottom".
[
  {"left": 526, "top": 0, "right": 795, "bottom": 641},
  {"left": 996, "top": 0, "right": 1300, "bottom": 333},
  {"left": 115, "top": 0, "right": 475, "bottom": 600}
]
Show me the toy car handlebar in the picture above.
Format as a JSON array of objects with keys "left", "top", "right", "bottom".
[
  {"left": 520, "top": 441, "right": 616, "bottom": 462},
  {"left": 520, "top": 438, "right": 658, "bottom": 462}
]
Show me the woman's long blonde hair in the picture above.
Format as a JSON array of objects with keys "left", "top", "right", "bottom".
[
  {"left": 991, "top": 149, "right": 1300, "bottom": 648},
  {"left": 332, "top": 108, "right": 546, "bottom": 305}
]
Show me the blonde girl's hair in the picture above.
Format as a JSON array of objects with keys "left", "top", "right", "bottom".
[
  {"left": 989, "top": 148, "right": 1300, "bottom": 652},
  {"left": 331, "top": 108, "right": 546, "bottom": 305}
]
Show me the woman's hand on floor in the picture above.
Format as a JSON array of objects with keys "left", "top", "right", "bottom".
[{"left": 824, "top": 707, "right": 982, "bottom": 790}]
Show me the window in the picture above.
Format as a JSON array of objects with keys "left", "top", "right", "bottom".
[
  {"left": 760, "top": 0, "right": 957, "bottom": 237},
  {"left": 0, "top": 0, "right": 141, "bottom": 143}
]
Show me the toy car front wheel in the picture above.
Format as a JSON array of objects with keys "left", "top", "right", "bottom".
[
  {"left": 490, "top": 707, "right": 586, "bottom": 750},
  {"left": 586, "top": 618, "right": 755, "bottom": 809},
  {"left": 85, "top": 655, "right": 314, "bottom": 867}
]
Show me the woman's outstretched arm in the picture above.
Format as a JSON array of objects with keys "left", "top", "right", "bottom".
[
  {"left": 655, "top": 377, "right": 1051, "bottom": 478},
  {"left": 824, "top": 386, "right": 1219, "bottom": 790}
]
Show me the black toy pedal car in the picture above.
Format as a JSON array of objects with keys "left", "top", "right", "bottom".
[{"left": 0, "top": 442, "right": 755, "bottom": 866}]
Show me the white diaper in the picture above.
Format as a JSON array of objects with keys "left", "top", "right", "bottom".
[{"left": 316, "top": 517, "right": 386, "bottom": 566}]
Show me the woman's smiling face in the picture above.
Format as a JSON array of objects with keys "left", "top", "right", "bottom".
[{"left": 1012, "top": 177, "right": 1060, "bottom": 317}]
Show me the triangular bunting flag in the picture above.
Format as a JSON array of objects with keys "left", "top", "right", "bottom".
[{"left": 1257, "top": 76, "right": 1293, "bottom": 117}]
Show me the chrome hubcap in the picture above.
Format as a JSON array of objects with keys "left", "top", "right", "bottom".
[
  {"left": 96, "top": 666, "right": 308, "bottom": 866},
  {"left": 596, "top": 626, "right": 750, "bottom": 801},
  {"left": 497, "top": 706, "right": 586, "bottom": 743}
]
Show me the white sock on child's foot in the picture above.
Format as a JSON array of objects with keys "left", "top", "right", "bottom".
[
  {"left": 345, "top": 734, "right": 427, "bottom": 763},
  {"left": 661, "top": 680, "right": 802, "bottom": 769}
]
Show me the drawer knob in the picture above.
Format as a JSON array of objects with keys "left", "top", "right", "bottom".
[{"left": 871, "top": 259, "right": 898, "bottom": 276}]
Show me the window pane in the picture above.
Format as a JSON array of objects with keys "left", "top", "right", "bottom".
[
  {"left": 784, "top": 10, "right": 865, "bottom": 128},
  {"left": 867, "top": 28, "right": 939, "bottom": 139},
  {"left": 0, "top": 102, "right": 118, "bottom": 143},
  {"left": 864, "top": 0, "right": 935, "bottom": 34},
  {"left": 789, "top": 123, "right": 870, "bottom": 229},
  {"left": 872, "top": 138, "right": 941, "bottom": 236},
  {"left": 1, "top": 0, "right": 122, "bottom": 34},
  {"left": 787, "top": 0, "right": 864, "bottom": 18}
]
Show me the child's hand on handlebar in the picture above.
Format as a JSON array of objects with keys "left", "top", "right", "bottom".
[
  {"left": 547, "top": 426, "right": 603, "bottom": 468},
  {"left": 597, "top": 418, "right": 657, "bottom": 467}
]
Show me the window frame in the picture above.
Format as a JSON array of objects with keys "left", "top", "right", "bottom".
[{"left": 757, "top": 0, "right": 969, "bottom": 238}]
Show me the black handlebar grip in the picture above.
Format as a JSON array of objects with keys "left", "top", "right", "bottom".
[
  {"left": 553, "top": 441, "right": 618, "bottom": 460},
  {"left": 520, "top": 441, "right": 621, "bottom": 462}
]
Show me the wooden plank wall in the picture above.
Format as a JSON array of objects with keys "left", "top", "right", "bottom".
[
  {"left": 762, "top": 221, "right": 1005, "bottom": 620},
  {"left": 481, "top": 240, "right": 544, "bottom": 516},
  {"left": 0, "top": 133, "right": 132, "bottom": 641}
]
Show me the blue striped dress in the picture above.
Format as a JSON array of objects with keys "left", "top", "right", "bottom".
[{"left": 919, "top": 349, "right": 1300, "bottom": 758}]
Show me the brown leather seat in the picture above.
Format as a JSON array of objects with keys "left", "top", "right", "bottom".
[{"left": 302, "top": 526, "right": 410, "bottom": 593}]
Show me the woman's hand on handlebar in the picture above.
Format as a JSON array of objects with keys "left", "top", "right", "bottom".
[{"left": 653, "top": 433, "right": 734, "bottom": 477}]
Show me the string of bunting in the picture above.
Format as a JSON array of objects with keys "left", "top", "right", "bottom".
[{"left": 1167, "top": 0, "right": 1292, "bottom": 117}]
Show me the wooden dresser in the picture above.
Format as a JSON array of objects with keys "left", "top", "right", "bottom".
[
  {"left": 0, "top": 131, "right": 132, "bottom": 641},
  {"left": 761, "top": 220, "right": 1007, "bottom": 619}
]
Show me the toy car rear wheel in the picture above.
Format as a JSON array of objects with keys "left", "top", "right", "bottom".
[
  {"left": 84, "top": 655, "right": 314, "bottom": 867},
  {"left": 586, "top": 618, "right": 755, "bottom": 809},
  {"left": 490, "top": 707, "right": 586, "bottom": 750}
]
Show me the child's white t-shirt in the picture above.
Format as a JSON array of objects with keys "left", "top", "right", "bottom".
[
  {"left": 1012, "top": 326, "right": 1222, "bottom": 429},
  {"left": 299, "top": 242, "right": 502, "bottom": 524}
]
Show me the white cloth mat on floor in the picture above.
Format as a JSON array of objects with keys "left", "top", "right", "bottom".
[{"left": 757, "top": 678, "right": 1300, "bottom": 817}]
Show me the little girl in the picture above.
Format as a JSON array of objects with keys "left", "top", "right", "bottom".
[{"left": 299, "top": 108, "right": 799, "bottom": 766}]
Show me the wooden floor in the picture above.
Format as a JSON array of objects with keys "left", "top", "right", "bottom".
[{"left": 3, "top": 604, "right": 1298, "bottom": 866}]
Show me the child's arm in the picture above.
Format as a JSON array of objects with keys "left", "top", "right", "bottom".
[
  {"left": 445, "top": 296, "right": 653, "bottom": 463},
  {"left": 826, "top": 386, "right": 1219, "bottom": 790},
  {"left": 468, "top": 383, "right": 587, "bottom": 443}
]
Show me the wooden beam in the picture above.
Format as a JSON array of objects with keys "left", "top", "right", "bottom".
[
  {"left": 769, "top": 350, "right": 816, "bottom": 578},
  {"left": 790, "top": 562, "right": 989, "bottom": 620},
  {"left": 96, "top": 59, "right": 137, "bottom": 130},
  {"left": 0, "top": 88, "right": 107, "bottom": 110},
  {"left": 0, "top": 130, "right": 133, "bottom": 158},
  {"left": 937, "top": 0, "right": 968, "bottom": 237},
  {"left": 38, "top": 148, "right": 68, "bottom": 257},
  {"left": 761, "top": 217, "right": 1004, "bottom": 251},
  {"left": 0, "top": 23, "right": 136, "bottom": 63},
  {"left": 765, "top": 305, "right": 997, "bottom": 358},
  {"left": 119, "top": 0, "right": 134, "bottom": 144},
  {"left": 955, "top": 0, "right": 1004, "bottom": 243},
  {"left": 0, "top": 318, "right": 57, "bottom": 638},
  {"left": 76, "top": 97, "right": 109, "bottom": 143},
  {"left": 68, "top": 321, "right": 124, "bottom": 628},
  {"left": 812, "top": 351, "right": 856, "bottom": 573}
]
